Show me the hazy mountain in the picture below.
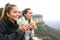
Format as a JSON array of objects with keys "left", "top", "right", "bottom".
[
  {"left": 35, "top": 21, "right": 60, "bottom": 40},
  {"left": 45, "top": 20, "right": 60, "bottom": 30},
  {"left": 44, "top": 24, "right": 60, "bottom": 40}
]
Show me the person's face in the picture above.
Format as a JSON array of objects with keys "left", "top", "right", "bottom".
[
  {"left": 7, "top": 6, "right": 20, "bottom": 21},
  {"left": 25, "top": 10, "right": 33, "bottom": 20}
]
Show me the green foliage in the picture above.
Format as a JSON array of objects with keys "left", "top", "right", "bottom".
[
  {"left": 35, "top": 22, "right": 60, "bottom": 40},
  {"left": 35, "top": 22, "right": 48, "bottom": 37},
  {"left": 0, "top": 8, "right": 3, "bottom": 17}
]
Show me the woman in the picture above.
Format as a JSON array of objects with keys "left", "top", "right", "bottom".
[
  {"left": 0, "top": 3, "right": 27, "bottom": 40},
  {"left": 17, "top": 8, "right": 36, "bottom": 40}
]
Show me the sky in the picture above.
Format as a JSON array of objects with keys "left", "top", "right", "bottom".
[{"left": 0, "top": 0, "right": 60, "bottom": 21}]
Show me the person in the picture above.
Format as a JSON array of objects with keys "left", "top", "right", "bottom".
[
  {"left": 17, "top": 8, "right": 36, "bottom": 40},
  {"left": 0, "top": 3, "right": 27, "bottom": 40}
]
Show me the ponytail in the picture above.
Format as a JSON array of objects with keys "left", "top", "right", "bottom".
[{"left": 1, "top": 3, "right": 16, "bottom": 20}]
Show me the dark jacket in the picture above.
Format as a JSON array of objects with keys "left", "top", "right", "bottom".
[{"left": 0, "top": 18, "right": 25, "bottom": 40}]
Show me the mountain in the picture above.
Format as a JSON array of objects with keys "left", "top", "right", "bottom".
[
  {"left": 45, "top": 20, "right": 60, "bottom": 30},
  {"left": 32, "top": 14, "right": 60, "bottom": 40},
  {"left": 44, "top": 24, "right": 60, "bottom": 40},
  {"left": 35, "top": 22, "right": 60, "bottom": 40}
]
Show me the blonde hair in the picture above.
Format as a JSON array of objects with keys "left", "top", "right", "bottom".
[{"left": 1, "top": 3, "right": 16, "bottom": 20}]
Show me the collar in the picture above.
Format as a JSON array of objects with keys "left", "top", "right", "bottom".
[{"left": 4, "top": 18, "right": 18, "bottom": 29}]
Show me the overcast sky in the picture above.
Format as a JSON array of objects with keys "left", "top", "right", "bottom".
[{"left": 0, "top": 0, "right": 60, "bottom": 21}]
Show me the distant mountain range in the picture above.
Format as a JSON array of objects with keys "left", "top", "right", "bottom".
[
  {"left": 45, "top": 20, "right": 60, "bottom": 30},
  {"left": 44, "top": 24, "right": 60, "bottom": 40},
  {"left": 35, "top": 20, "right": 60, "bottom": 40}
]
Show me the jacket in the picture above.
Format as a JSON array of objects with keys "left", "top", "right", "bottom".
[{"left": 0, "top": 18, "right": 25, "bottom": 40}]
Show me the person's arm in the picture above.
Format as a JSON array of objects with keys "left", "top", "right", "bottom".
[{"left": 0, "top": 22, "right": 24, "bottom": 40}]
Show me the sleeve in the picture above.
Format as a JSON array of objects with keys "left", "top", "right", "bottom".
[{"left": 0, "top": 21, "right": 25, "bottom": 40}]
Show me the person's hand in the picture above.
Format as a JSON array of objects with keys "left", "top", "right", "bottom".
[
  {"left": 30, "top": 22, "right": 36, "bottom": 30},
  {"left": 18, "top": 24, "right": 30, "bottom": 32},
  {"left": 18, "top": 24, "right": 27, "bottom": 32},
  {"left": 25, "top": 24, "right": 30, "bottom": 30},
  {"left": 30, "top": 24, "right": 35, "bottom": 30}
]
